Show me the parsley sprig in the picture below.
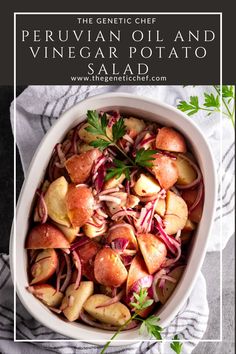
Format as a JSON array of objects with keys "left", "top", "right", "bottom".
[
  {"left": 86, "top": 111, "right": 158, "bottom": 179},
  {"left": 99, "top": 288, "right": 163, "bottom": 354},
  {"left": 177, "top": 85, "right": 235, "bottom": 127},
  {"left": 170, "top": 335, "right": 183, "bottom": 354}
]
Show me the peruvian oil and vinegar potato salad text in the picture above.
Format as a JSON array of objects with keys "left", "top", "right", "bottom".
[{"left": 26, "top": 110, "right": 204, "bottom": 330}]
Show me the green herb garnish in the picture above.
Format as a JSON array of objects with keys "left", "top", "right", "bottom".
[
  {"left": 177, "top": 85, "right": 235, "bottom": 127},
  {"left": 170, "top": 334, "right": 183, "bottom": 354},
  {"left": 105, "top": 159, "right": 131, "bottom": 181},
  {"left": 135, "top": 148, "right": 157, "bottom": 168},
  {"left": 99, "top": 288, "right": 163, "bottom": 354}
]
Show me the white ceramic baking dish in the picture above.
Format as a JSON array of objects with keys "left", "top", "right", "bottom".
[{"left": 10, "top": 92, "right": 217, "bottom": 344}]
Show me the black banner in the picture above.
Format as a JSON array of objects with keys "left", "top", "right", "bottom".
[{"left": 16, "top": 14, "right": 220, "bottom": 85}]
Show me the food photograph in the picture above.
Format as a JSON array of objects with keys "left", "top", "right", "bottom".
[{"left": 0, "top": 85, "right": 235, "bottom": 354}]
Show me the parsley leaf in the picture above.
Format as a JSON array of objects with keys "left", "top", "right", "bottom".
[
  {"left": 135, "top": 148, "right": 158, "bottom": 168},
  {"left": 170, "top": 335, "right": 183, "bottom": 354},
  {"left": 177, "top": 96, "right": 200, "bottom": 116},
  {"left": 203, "top": 93, "right": 220, "bottom": 109},
  {"left": 90, "top": 139, "right": 111, "bottom": 151},
  {"left": 140, "top": 315, "right": 163, "bottom": 340},
  {"left": 105, "top": 159, "right": 131, "bottom": 181},
  {"left": 112, "top": 117, "right": 126, "bottom": 142},
  {"left": 86, "top": 110, "right": 107, "bottom": 136},
  {"left": 130, "top": 288, "right": 154, "bottom": 310}
]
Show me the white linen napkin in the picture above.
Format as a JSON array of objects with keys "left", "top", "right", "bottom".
[
  {"left": 0, "top": 254, "right": 208, "bottom": 354},
  {"left": 5, "top": 85, "right": 234, "bottom": 353}
]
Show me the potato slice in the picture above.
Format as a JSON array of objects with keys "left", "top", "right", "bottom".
[
  {"left": 44, "top": 176, "right": 70, "bottom": 227},
  {"left": 137, "top": 234, "right": 167, "bottom": 274},
  {"left": 103, "top": 173, "right": 126, "bottom": 190},
  {"left": 83, "top": 294, "right": 131, "bottom": 326},
  {"left": 26, "top": 224, "right": 70, "bottom": 249},
  {"left": 126, "top": 254, "right": 149, "bottom": 294},
  {"left": 176, "top": 154, "right": 197, "bottom": 185},
  {"left": 181, "top": 188, "right": 203, "bottom": 223},
  {"left": 133, "top": 174, "right": 160, "bottom": 197},
  {"left": 83, "top": 220, "right": 107, "bottom": 238},
  {"left": 106, "top": 192, "right": 127, "bottom": 215},
  {"left": 77, "top": 240, "right": 101, "bottom": 281},
  {"left": 65, "top": 149, "right": 102, "bottom": 184},
  {"left": 151, "top": 154, "right": 178, "bottom": 190},
  {"left": 66, "top": 184, "right": 94, "bottom": 227},
  {"left": 155, "top": 199, "right": 166, "bottom": 217},
  {"left": 156, "top": 127, "right": 187, "bottom": 153},
  {"left": 61, "top": 281, "right": 94, "bottom": 322},
  {"left": 77, "top": 142, "right": 94, "bottom": 153},
  {"left": 163, "top": 191, "right": 188, "bottom": 235},
  {"left": 124, "top": 117, "right": 145, "bottom": 138},
  {"left": 53, "top": 223, "right": 79, "bottom": 243},
  {"left": 94, "top": 247, "right": 127, "bottom": 287},
  {"left": 30, "top": 249, "right": 58, "bottom": 284},
  {"left": 156, "top": 266, "right": 185, "bottom": 304},
  {"left": 29, "top": 284, "right": 63, "bottom": 307},
  {"left": 107, "top": 224, "right": 138, "bottom": 250},
  {"left": 183, "top": 219, "right": 196, "bottom": 232}
]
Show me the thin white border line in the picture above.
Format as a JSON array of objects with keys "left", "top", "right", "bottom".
[
  {"left": 14, "top": 12, "right": 222, "bottom": 15},
  {"left": 219, "top": 12, "right": 223, "bottom": 342},
  {"left": 13, "top": 339, "right": 224, "bottom": 343},
  {"left": 13, "top": 11, "right": 17, "bottom": 343},
  {"left": 13, "top": 12, "right": 222, "bottom": 343}
]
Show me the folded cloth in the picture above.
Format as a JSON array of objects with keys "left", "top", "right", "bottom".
[
  {"left": 0, "top": 254, "right": 209, "bottom": 354},
  {"left": 10, "top": 85, "right": 235, "bottom": 251}
]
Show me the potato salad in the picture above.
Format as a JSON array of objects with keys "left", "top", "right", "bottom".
[{"left": 25, "top": 110, "right": 204, "bottom": 331}]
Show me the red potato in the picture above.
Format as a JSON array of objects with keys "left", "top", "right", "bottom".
[
  {"left": 66, "top": 184, "right": 94, "bottom": 228},
  {"left": 94, "top": 247, "right": 128, "bottom": 287},
  {"left": 151, "top": 154, "right": 178, "bottom": 190},
  {"left": 163, "top": 191, "right": 188, "bottom": 235},
  {"left": 183, "top": 219, "right": 196, "bottom": 232},
  {"left": 53, "top": 223, "right": 79, "bottom": 243},
  {"left": 181, "top": 188, "right": 204, "bottom": 223},
  {"left": 28, "top": 284, "right": 63, "bottom": 307},
  {"left": 65, "top": 148, "right": 102, "bottom": 184},
  {"left": 137, "top": 234, "right": 167, "bottom": 274},
  {"left": 26, "top": 224, "right": 70, "bottom": 249},
  {"left": 76, "top": 239, "right": 101, "bottom": 281},
  {"left": 156, "top": 127, "right": 187, "bottom": 153},
  {"left": 126, "top": 254, "right": 149, "bottom": 294},
  {"left": 30, "top": 249, "right": 58, "bottom": 285},
  {"left": 107, "top": 224, "right": 138, "bottom": 250}
]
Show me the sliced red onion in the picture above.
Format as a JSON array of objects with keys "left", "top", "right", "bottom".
[
  {"left": 121, "top": 254, "right": 134, "bottom": 266},
  {"left": 60, "top": 254, "right": 72, "bottom": 292},
  {"left": 99, "top": 195, "right": 121, "bottom": 204},
  {"left": 161, "top": 275, "right": 177, "bottom": 283},
  {"left": 139, "top": 135, "right": 156, "bottom": 148},
  {"left": 123, "top": 134, "right": 134, "bottom": 144},
  {"left": 56, "top": 257, "right": 66, "bottom": 292},
  {"left": 86, "top": 220, "right": 103, "bottom": 228},
  {"left": 49, "top": 307, "right": 62, "bottom": 314},
  {"left": 56, "top": 143, "right": 66, "bottom": 166},
  {"left": 72, "top": 251, "right": 82, "bottom": 290},
  {"left": 170, "top": 186, "right": 181, "bottom": 196},
  {"left": 134, "top": 130, "right": 149, "bottom": 149},
  {"left": 130, "top": 275, "right": 153, "bottom": 294},
  {"left": 139, "top": 194, "right": 159, "bottom": 203},
  {"left": 99, "top": 187, "right": 120, "bottom": 196},
  {"left": 158, "top": 150, "right": 177, "bottom": 159},
  {"left": 70, "top": 237, "right": 90, "bottom": 251},
  {"left": 80, "top": 311, "right": 138, "bottom": 331},
  {"left": 109, "top": 223, "right": 134, "bottom": 233},
  {"left": 93, "top": 155, "right": 107, "bottom": 174},
  {"left": 96, "top": 289, "right": 125, "bottom": 308},
  {"left": 163, "top": 242, "right": 182, "bottom": 268},
  {"left": 36, "top": 190, "right": 48, "bottom": 224},
  {"left": 94, "top": 164, "right": 106, "bottom": 192},
  {"left": 152, "top": 269, "right": 167, "bottom": 302},
  {"left": 176, "top": 154, "right": 202, "bottom": 189},
  {"left": 111, "top": 238, "right": 129, "bottom": 252},
  {"left": 96, "top": 208, "right": 108, "bottom": 218},
  {"left": 122, "top": 249, "right": 137, "bottom": 256},
  {"left": 189, "top": 182, "right": 204, "bottom": 213},
  {"left": 111, "top": 209, "right": 138, "bottom": 220},
  {"left": 76, "top": 183, "right": 88, "bottom": 188}
]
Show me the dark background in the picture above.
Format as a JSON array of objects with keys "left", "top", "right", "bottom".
[
  {"left": 0, "top": 86, "right": 26, "bottom": 253},
  {"left": 0, "top": 4, "right": 235, "bottom": 84}
]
